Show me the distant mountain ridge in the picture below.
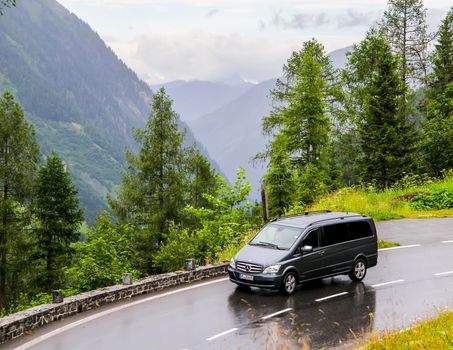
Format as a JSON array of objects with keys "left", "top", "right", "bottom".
[
  {"left": 0, "top": 0, "right": 208, "bottom": 221},
  {"left": 329, "top": 46, "right": 352, "bottom": 69},
  {"left": 189, "top": 79, "right": 276, "bottom": 198},
  {"left": 151, "top": 80, "right": 254, "bottom": 122}
]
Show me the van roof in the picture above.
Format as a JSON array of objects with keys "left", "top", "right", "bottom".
[{"left": 273, "top": 211, "right": 368, "bottom": 228}]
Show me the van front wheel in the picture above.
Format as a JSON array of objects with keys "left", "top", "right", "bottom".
[
  {"left": 280, "top": 271, "right": 297, "bottom": 295},
  {"left": 349, "top": 259, "right": 367, "bottom": 281}
]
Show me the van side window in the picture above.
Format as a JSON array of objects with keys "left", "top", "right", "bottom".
[
  {"left": 322, "top": 223, "right": 350, "bottom": 246},
  {"left": 349, "top": 221, "right": 373, "bottom": 240},
  {"left": 302, "top": 229, "right": 319, "bottom": 248}
]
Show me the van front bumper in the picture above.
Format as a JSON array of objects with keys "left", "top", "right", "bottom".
[{"left": 227, "top": 266, "right": 283, "bottom": 289}]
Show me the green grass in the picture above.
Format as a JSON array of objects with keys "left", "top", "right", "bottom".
[
  {"left": 361, "top": 310, "right": 453, "bottom": 349},
  {"left": 309, "top": 174, "right": 453, "bottom": 221},
  {"left": 378, "top": 240, "right": 400, "bottom": 249}
]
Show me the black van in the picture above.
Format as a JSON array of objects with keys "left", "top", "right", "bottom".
[{"left": 228, "top": 211, "right": 378, "bottom": 295}]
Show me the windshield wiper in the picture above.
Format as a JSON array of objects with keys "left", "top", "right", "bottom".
[{"left": 252, "top": 241, "right": 284, "bottom": 250}]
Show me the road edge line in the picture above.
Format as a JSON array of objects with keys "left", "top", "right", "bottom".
[
  {"left": 379, "top": 244, "right": 421, "bottom": 251},
  {"left": 371, "top": 279, "right": 405, "bottom": 288},
  {"left": 434, "top": 271, "right": 453, "bottom": 276},
  {"left": 14, "top": 277, "right": 229, "bottom": 350}
]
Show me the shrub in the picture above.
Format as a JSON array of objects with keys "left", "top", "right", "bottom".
[
  {"left": 65, "top": 212, "right": 141, "bottom": 292},
  {"left": 154, "top": 227, "right": 198, "bottom": 272},
  {"left": 410, "top": 190, "right": 453, "bottom": 210}
]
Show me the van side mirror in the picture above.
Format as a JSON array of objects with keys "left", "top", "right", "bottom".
[{"left": 301, "top": 245, "right": 313, "bottom": 254}]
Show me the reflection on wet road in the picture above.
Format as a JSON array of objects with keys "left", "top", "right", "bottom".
[{"left": 219, "top": 279, "right": 376, "bottom": 349}]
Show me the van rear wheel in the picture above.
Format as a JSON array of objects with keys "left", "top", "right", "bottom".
[
  {"left": 349, "top": 259, "right": 367, "bottom": 281},
  {"left": 280, "top": 271, "right": 297, "bottom": 295}
]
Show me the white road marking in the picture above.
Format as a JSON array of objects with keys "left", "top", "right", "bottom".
[
  {"left": 435, "top": 270, "right": 453, "bottom": 276},
  {"left": 206, "top": 328, "right": 238, "bottom": 341},
  {"left": 14, "top": 277, "right": 229, "bottom": 350},
  {"left": 261, "top": 308, "right": 292, "bottom": 320},
  {"left": 315, "top": 292, "right": 349, "bottom": 302},
  {"left": 371, "top": 279, "right": 404, "bottom": 288},
  {"left": 379, "top": 244, "right": 421, "bottom": 251},
  {"left": 442, "top": 240, "right": 453, "bottom": 244}
]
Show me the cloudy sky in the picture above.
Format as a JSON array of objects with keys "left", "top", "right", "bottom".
[{"left": 57, "top": 0, "right": 451, "bottom": 85}]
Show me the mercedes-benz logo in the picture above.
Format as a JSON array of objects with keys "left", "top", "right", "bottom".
[{"left": 245, "top": 264, "right": 251, "bottom": 272}]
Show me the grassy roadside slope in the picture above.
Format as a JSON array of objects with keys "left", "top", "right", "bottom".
[
  {"left": 309, "top": 174, "right": 453, "bottom": 221},
  {"left": 361, "top": 310, "right": 453, "bottom": 349}
]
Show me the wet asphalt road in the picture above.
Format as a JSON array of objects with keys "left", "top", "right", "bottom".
[{"left": 7, "top": 218, "right": 453, "bottom": 350}]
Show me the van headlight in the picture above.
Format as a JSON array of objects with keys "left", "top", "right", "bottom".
[
  {"left": 263, "top": 264, "right": 281, "bottom": 274},
  {"left": 229, "top": 258, "right": 236, "bottom": 269}
]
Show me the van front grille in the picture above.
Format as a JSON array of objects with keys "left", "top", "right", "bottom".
[{"left": 236, "top": 262, "right": 263, "bottom": 273}]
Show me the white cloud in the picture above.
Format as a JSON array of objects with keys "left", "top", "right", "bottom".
[
  {"left": 59, "top": 0, "right": 453, "bottom": 85},
  {"left": 107, "top": 31, "right": 312, "bottom": 84},
  {"left": 272, "top": 11, "right": 330, "bottom": 30},
  {"left": 206, "top": 8, "right": 219, "bottom": 17},
  {"left": 336, "top": 9, "right": 377, "bottom": 28}
]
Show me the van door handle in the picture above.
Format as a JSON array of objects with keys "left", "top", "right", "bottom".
[{"left": 317, "top": 250, "right": 325, "bottom": 255}]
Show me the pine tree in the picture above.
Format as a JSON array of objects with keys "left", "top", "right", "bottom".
[
  {"left": 421, "top": 83, "right": 453, "bottom": 175},
  {"left": 262, "top": 39, "right": 336, "bottom": 208},
  {"left": 110, "top": 88, "right": 185, "bottom": 226},
  {"left": 108, "top": 88, "right": 197, "bottom": 273},
  {"left": 185, "top": 147, "right": 218, "bottom": 210},
  {"left": 0, "top": 91, "right": 40, "bottom": 311},
  {"left": 419, "top": 8, "right": 453, "bottom": 175},
  {"left": 263, "top": 135, "right": 295, "bottom": 217},
  {"left": 34, "top": 152, "right": 83, "bottom": 292},
  {"left": 380, "top": 0, "right": 432, "bottom": 86},
  {"left": 343, "top": 29, "right": 390, "bottom": 124},
  {"left": 359, "top": 38, "right": 416, "bottom": 188},
  {"left": 429, "top": 8, "right": 453, "bottom": 97},
  {"left": 182, "top": 147, "right": 219, "bottom": 228},
  {"left": 337, "top": 30, "right": 387, "bottom": 186}
]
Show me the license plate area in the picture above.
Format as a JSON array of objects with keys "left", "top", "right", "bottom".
[{"left": 239, "top": 273, "right": 254, "bottom": 281}]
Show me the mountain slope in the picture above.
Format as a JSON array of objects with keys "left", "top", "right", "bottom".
[
  {"left": 189, "top": 79, "right": 276, "bottom": 198},
  {"left": 0, "top": 0, "right": 205, "bottom": 222}
]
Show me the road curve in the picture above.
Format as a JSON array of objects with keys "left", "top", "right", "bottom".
[{"left": 6, "top": 218, "right": 453, "bottom": 350}]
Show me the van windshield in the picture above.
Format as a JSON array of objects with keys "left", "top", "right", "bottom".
[{"left": 249, "top": 224, "right": 303, "bottom": 250}]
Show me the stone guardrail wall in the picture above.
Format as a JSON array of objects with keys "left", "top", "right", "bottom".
[{"left": 0, "top": 263, "right": 228, "bottom": 345}]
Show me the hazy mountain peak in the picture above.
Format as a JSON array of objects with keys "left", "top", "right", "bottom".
[
  {"left": 154, "top": 79, "right": 255, "bottom": 122},
  {"left": 328, "top": 46, "right": 353, "bottom": 69}
]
